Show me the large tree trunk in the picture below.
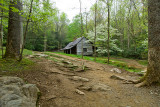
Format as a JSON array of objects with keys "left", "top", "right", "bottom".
[
  {"left": 135, "top": 0, "right": 160, "bottom": 86},
  {"left": 5, "top": 0, "right": 22, "bottom": 59},
  {"left": 93, "top": 0, "right": 97, "bottom": 61},
  {"left": 0, "top": 3, "right": 4, "bottom": 58}
]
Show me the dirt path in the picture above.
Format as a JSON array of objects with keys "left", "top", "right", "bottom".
[{"left": 19, "top": 53, "right": 160, "bottom": 107}]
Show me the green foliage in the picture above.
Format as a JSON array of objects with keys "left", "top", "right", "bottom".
[
  {"left": 86, "top": 0, "right": 148, "bottom": 59},
  {"left": 87, "top": 24, "right": 123, "bottom": 56},
  {"left": 24, "top": 1, "right": 69, "bottom": 51},
  {"left": 67, "top": 15, "right": 82, "bottom": 42},
  {"left": 2, "top": 0, "right": 148, "bottom": 60},
  {"left": 23, "top": 49, "right": 33, "bottom": 56}
]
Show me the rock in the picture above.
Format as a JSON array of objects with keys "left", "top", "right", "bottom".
[
  {"left": 0, "top": 76, "right": 40, "bottom": 107},
  {"left": 110, "top": 75, "right": 126, "bottom": 80},
  {"left": 27, "top": 55, "right": 35, "bottom": 58},
  {"left": 46, "top": 95, "right": 57, "bottom": 101},
  {"left": 61, "top": 60, "right": 72, "bottom": 64},
  {"left": 2, "top": 71, "right": 8, "bottom": 72},
  {"left": 78, "top": 86, "right": 92, "bottom": 91},
  {"left": 141, "top": 70, "right": 147, "bottom": 73},
  {"left": 137, "top": 72, "right": 144, "bottom": 76},
  {"left": 91, "top": 83, "right": 111, "bottom": 91},
  {"left": 110, "top": 68, "right": 122, "bottom": 73},
  {"left": 75, "top": 89, "right": 85, "bottom": 95},
  {"left": 70, "top": 76, "right": 89, "bottom": 82},
  {"left": 34, "top": 54, "right": 48, "bottom": 58}
]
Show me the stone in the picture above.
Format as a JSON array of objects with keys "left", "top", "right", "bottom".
[
  {"left": 91, "top": 83, "right": 111, "bottom": 91},
  {"left": 70, "top": 76, "right": 89, "bottom": 82},
  {"left": 141, "top": 70, "right": 147, "bottom": 73},
  {"left": 2, "top": 71, "right": 8, "bottom": 72},
  {"left": 34, "top": 54, "right": 48, "bottom": 58},
  {"left": 46, "top": 95, "right": 57, "bottom": 101},
  {"left": 110, "top": 75, "right": 125, "bottom": 80},
  {"left": 110, "top": 68, "right": 122, "bottom": 73},
  {"left": 78, "top": 86, "right": 92, "bottom": 91},
  {"left": 75, "top": 89, "right": 85, "bottom": 95},
  {"left": 27, "top": 55, "right": 35, "bottom": 58},
  {"left": 61, "top": 60, "right": 72, "bottom": 64},
  {"left": 137, "top": 72, "right": 144, "bottom": 76},
  {"left": 0, "top": 76, "right": 40, "bottom": 107}
]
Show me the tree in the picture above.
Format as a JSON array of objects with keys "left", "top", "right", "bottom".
[
  {"left": 5, "top": 0, "right": 23, "bottom": 59},
  {"left": 19, "top": 0, "right": 33, "bottom": 61},
  {"left": 107, "top": 0, "right": 110, "bottom": 64},
  {"left": 134, "top": 0, "right": 160, "bottom": 86},
  {"left": 0, "top": 1, "right": 4, "bottom": 58},
  {"left": 67, "top": 15, "right": 81, "bottom": 41},
  {"left": 87, "top": 24, "right": 122, "bottom": 56},
  {"left": 79, "top": 0, "right": 84, "bottom": 59},
  {"left": 93, "top": 0, "right": 97, "bottom": 61}
]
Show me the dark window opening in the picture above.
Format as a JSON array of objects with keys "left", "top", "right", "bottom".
[{"left": 83, "top": 48, "right": 87, "bottom": 52}]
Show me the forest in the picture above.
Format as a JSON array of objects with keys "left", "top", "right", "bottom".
[
  {"left": 0, "top": 0, "right": 160, "bottom": 107},
  {"left": 0, "top": 0, "right": 148, "bottom": 59}
]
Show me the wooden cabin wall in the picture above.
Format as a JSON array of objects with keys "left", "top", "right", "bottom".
[{"left": 77, "top": 38, "right": 93, "bottom": 56}]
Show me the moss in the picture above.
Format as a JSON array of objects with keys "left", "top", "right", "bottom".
[{"left": 0, "top": 58, "right": 34, "bottom": 73}]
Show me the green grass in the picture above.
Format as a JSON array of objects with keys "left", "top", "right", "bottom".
[
  {"left": 49, "top": 52, "right": 142, "bottom": 72},
  {"left": 138, "top": 60, "right": 148, "bottom": 66},
  {"left": 0, "top": 48, "right": 33, "bottom": 56},
  {"left": 0, "top": 58, "right": 34, "bottom": 72},
  {"left": 0, "top": 48, "right": 34, "bottom": 73},
  {"left": 23, "top": 49, "right": 33, "bottom": 56},
  {"left": 44, "top": 52, "right": 62, "bottom": 58},
  {"left": 0, "top": 47, "right": 5, "bottom": 57}
]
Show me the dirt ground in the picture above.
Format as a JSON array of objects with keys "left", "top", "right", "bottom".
[{"left": 16, "top": 53, "right": 160, "bottom": 107}]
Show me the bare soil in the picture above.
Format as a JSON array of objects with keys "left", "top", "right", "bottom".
[{"left": 11, "top": 53, "right": 160, "bottom": 107}]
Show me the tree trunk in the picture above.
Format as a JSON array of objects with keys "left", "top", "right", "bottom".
[
  {"left": 0, "top": 2, "right": 3, "bottom": 58},
  {"left": 0, "top": 23, "right": 3, "bottom": 58},
  {"left": 107, "top": 0, "right": 110, "bottom": 64},
  {"left": 5, "top": 0, "right": 22, "bottom": 59},
  {"left": 79, "top": 0, "right": 84, "bottom": 59},
  {"left": 94, "top": 0, "right": 97, "bottom": 61},
  {"left": 19, "top": 0, "right": 33, "bottom": 61},
  {"left": 44, "top": 31, "right": 47, "bottom": 52},
  {"left": 135, "top": 0, "right": 160, "bottom": 86},
  {"left": 85, "top": 8, "right": 88, "bottom": 33},
  {"left": 20, "top": 6, "right": 23, "bottom": 49}
]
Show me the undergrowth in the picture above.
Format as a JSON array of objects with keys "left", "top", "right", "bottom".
[
  {"left": 0, "top": 49, "right": 34, "bottom": 75},
  {"left": 0, "top": 58, "right": 34, "bottom": 73}
]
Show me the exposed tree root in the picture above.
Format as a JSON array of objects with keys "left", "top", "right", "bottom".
[
  {"left": 135, "top": 81, "right": 147, "bottom": 87},
  {"left": 131, "top": 77, "right": 146, "bottom": 84}
]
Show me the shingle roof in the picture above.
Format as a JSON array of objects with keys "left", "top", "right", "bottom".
[{"left": 62, "top": 37, "right": 84, "bottom": 50}]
